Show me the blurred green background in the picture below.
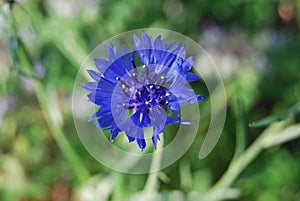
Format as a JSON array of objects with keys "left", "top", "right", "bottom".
[{"left": 0, "top": 0, "right": 300, "bottom": 201}]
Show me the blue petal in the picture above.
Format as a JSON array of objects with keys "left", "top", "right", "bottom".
[
  {"left": 168, "top": 99, "right": 180, "bottom": 118},
  {"left": 90, "top": 89, "right": 112, "bottom": 98},
  {"left": 133, "top": 33, "right": 141, "bottom": 48},
  {"left": 197, "top": 94, "right": 206, "bottom": 101},
  {"left": 131, "top": 111, "right": 141, "bottom": 127},
  {"left": 141, "top": 32, "right": 153, "bottom": 48},
  {"left": 87, "top": 70, "right": 102, "bottom": 81},
  {"left": 186, "top": 72, "right": 201, "bottom": 82},
  {"left": 81, "top": 82, "right": 97, "bottom": 92},
  {"left": 97, "top": 77, "right": 115, "bottom": 91},
  {"left": 120, "top": 50, "right": 135, "bottom": 71},
  {"left": 152, "top": 134, "right": 160, "bottom": 149},
  {"left": 110, "top": 128, "right": 120, "bottom": 142},
  {"left": 105, "top": 44, "right": 120, "bottom": 60},
  {"left": 151, "top": 106, "right": 167, "bottom": 137},
  {"left": 101, "top": 52, "right": 137, "bottom": 81},
  {"left": 98, "top": 105, "right": 111, "bottom": 114},
  {"left": 87, "top": 92, "right": 111, "bottom": 105},
  {"left": 108, "top": 58, "right": 127, "bottom": 76},
  {"left": 157, "top": 51, "right": 177, "bottom": 69},
  {"left": 166, "top": 116, "right": 181, "bottom": 125},
  {"left": 137, "top": 138, "right": 146, "bottom": 151},
  {"left": 141, "top": 112, "right": 151, "bottom": 127},
  {"left": 127, "top": 135, "right": 135, "bottom": 142},
  {"left": 182, "top": 56, "right": 194, "bottom": 71},
  {"left": 133, "top": 32, "right": 155, "bottom": 65},
  {"left": 94, "top": 58, "right": 110, "bottom": 73},
  {"left": 89, "top": 105, "right": 112, "bottom": 121},
  {"left": 154, "top": 35, "right": 164, "bottom": 50},
  {"left": 95, "top": 115, "right": 114, "bottom": 129},
  {"left": 169, "top": 43, "right": 186, "bottom": 60}
]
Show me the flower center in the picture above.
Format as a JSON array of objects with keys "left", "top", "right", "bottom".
[{"left": 128, "top": 84, "right": 170, "bottom": 111}]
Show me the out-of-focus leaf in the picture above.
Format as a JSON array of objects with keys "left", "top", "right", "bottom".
[
  {"left": 0, "top": 156, "right": 26, "bottom": 201},
  {"left": 165, "top": 191, "right": 185, "bottom": 201},
  {"left": 129, "top": 190, "right": 185, "bottom": 201},
  {"left": 239, "top": 149, "right": 299, "bottom": 201},
  {"left": 191, "top": 169, "right": 212, "bottom": 192},
  {"left": 74, "top": 175, "right": 115, "bottom": 201},
  {"left": 188, "top": 188, "right": 241, "bottom": 201}
]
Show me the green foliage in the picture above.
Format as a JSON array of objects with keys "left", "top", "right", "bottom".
[{"left": 0, "top": 0, "right": 300, "bottom": 201}]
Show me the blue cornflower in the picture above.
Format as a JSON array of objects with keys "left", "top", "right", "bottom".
[{"left": 82, "top": 32, "right": 205, "bottom": 151}]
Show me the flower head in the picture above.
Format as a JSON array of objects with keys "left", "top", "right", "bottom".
[{"left": 82, "top": 32, "right": 205, "bottom": 151}]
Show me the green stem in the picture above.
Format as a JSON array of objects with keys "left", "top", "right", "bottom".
[
  {"left": 210, "top": 122, "right": 285, "bottom": 190},
  {"left": 35, "top": 81, "right": 90, "bottom": 184},
  {"left": 232, "top": 96, "right": 246, "bottom": 162},
  {"left": 143, "top": 136, "right": 164, "bottom": 197},
  {"left": 112, "top": 173, "right": 125, "bottom": 201}
]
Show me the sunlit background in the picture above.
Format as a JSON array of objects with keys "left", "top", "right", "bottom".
[{"left": 0, "top": 0, "right": 300, "bottom": 201}]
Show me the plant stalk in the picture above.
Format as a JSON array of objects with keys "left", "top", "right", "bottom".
[{"left": 35, "top": 81, "right": 90, "bottom": 184}]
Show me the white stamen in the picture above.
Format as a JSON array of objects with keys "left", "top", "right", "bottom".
[
  {"left": 129, "top": 87, "right": 135, "bottom": 92},
  {"left": 181, "top": 121, "right": 193, "bottom": 125}
]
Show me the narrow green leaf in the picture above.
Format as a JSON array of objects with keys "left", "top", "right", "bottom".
[
  {"left": 7, "top": 34, "right": 18, "bottom": 76},
  {"left": 249, "top": 101, "right": 300, "bottom": 127},
  {"left": 17, "top": 38, "right": 37, "bottom": 79},
  {"left": 249, "top": 115, "right": 281, "bottom": 127}
]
